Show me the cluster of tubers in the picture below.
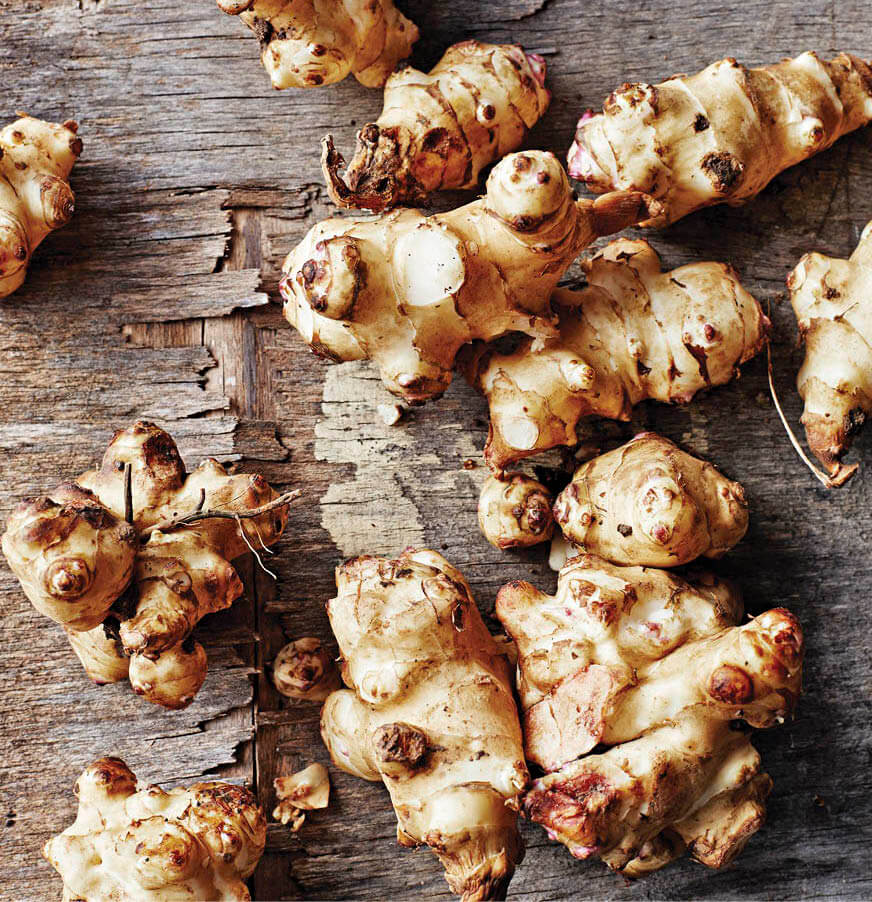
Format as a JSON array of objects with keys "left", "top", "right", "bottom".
[{"left": 3, "top": 3, "right": 871, "bottom": 899}]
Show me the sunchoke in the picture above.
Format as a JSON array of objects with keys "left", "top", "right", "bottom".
[
  {"left": 467, "top": 238, "right": 767, "bottom": 469},
  {"left": 569, "top": 51, "right": 872, "bottom": 226},
  {"left": 322, "top": 40, "right": 549, "bottom": 211},
  {"left": 272, "top": 636, "right": 341, "bottom": 701},
  {"left": 787, "top": 221, "right": 872, "bottom": 484},
  {"left": 282, "top": 152, "right": 658, "bottom": 404},
  {"left": 496, "top": 554, "right": 804, "bottom": 874},
  {"left": 44, "top": 757, "right": 266, "bottom": 900},
  {"left": 273, "top": 762, "right": 330, "bottom": 830},
  {"left": 217, "top": 0, "right": 418, "bottom": 90},
  {"left": 1, "top": 421, "right": 292, "bottom": 709},
  {"left": 320, "top": 549, "right": 528, "bottom": 900},
  {"left": 553, "top": 433, "right": 748, "bottom": 567},
  {"left": 1, "top": 114, "right": 82, "bottom": 298},
  {"left": 478, "top": 473, "right": 554, "bottom": 550}
]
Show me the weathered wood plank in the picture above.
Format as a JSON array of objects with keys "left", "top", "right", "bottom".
[{"left": 2, "top": 0, "right": 872, "bottom": 900}]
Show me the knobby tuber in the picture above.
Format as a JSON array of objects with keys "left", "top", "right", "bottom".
[
  {"left": 467, "top": 238, "right": 768, "bottom": 469},
  {"left": 552, "top": 433, "right": 748, "bottom": 567},
  {"left": 272, "top": 636, "right": 341, "bottom": 701},
  {"left": 569, "top": 51, "right": 872, "bottom": 226},
  {"left": 496, "top": 554, "right": 804, "bottom": 874},
  {"left": 787, "top": 221, "right": 872, "bottom": 484},
  {"left": 282, "top": 151, "right": 658, "bottom": 404},
  {"left": 273, "top": 762, "right": 331, "bottom": 830},
  {"left": 322, "top": 40, "right": 550, "bottom": 211},
  {"left": 0, "top": 114, "right": 82, "bottom": 298},
  {"left": 1, "top": 421, "right": 292, "bottom": 709},
  {"left": 320, "top": 549, "right": 529, "bottom": 900},
  {"left": 217, "top": 0, "right": 418, "bottom": 90},
  {"left": 44, "top": 757, "right": 265, "bottom": 901},
  {"left": 478, "top": 473, "right": 554, "bottom": 550}
]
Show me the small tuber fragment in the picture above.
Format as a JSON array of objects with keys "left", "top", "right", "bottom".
[
  {"left": 0, "top": 114, "right": 82, "bottom": 298},
  {"left": 272, "top": 636, "right": 341, "bottom": 701},
  {"left": 282, "top": 152, "right": 659, "bottom": 404},
  {"left": 273, "top": 762, "right": 331, "bottom": 831},
  {"left": 467, "top": 238, "right": 768, "bottom": 469},
  {"left": 786, "top": 221, "right": 872, "bottom": 484},
  {"left": 1, "top": 421, "right": 293, "bottom": 709},
  {"left": 496, "top": 554, "right": 804, "bottom": 874},
  {"left": 217, "top": 0, "right": 418, "bottom": 90},
  {"left": 44, "top": 757, "right": 266, "bottom": 900},
  {"left": 322, "top": 40, "right": 550, "bottom": 211},
  {"left": 320, "top": 549, "right": 529, "bottom": 900},
  {"left": 478, "top": 473, "right": 554, "bottom": 550},
  {"left": 569, "top": 51, "right": 872, "bottom": 225},
  {"left": 553, "top": 433, "right": 748, "bottom": 567}
]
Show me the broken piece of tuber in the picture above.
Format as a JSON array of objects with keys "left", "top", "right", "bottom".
[{"left": 273, "top": 762, "right": 331, "bottom": 830}]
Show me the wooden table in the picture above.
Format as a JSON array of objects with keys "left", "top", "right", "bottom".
[{"left": 2, "top": 1, "right": 870, "bottom": 899}]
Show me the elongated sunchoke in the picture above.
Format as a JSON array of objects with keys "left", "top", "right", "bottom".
[
  {"left": 467, "top": 238, "right": 767, "bottom": 469},
  {"left": 320, "top": 549, "right": 528, "bottom": 900},
  {"left": 322, "top": 40, "right": 550, "bottom": 211},
  {"left": 569, "top": 51, "right": 872, "bottom": 226},
  {"left": 1, "top": 114, "right": 82, "bottom": 298},
  {"left": 553, "top": 433, "right": 748, "bottom": 567},
  {"left": 217, "top": 0, "right": 418, "bottom": 90},
  {"left": 1, "top": 421, "right": 291, "bottom": 708},
  {"left": 282, "top": 152, "right": 658, "bottom": 404},
  {"left": 787, "top": 221, "right": 872, "bottom": 484},
  {"left": 44, "top": 757, "right": 266, "bottom": 901},
  {"left": 496, "top": 554, "right": 804, "bottom": 874}
]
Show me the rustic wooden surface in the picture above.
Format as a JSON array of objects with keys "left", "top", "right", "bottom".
[{"left": 2, "top": 1, "right": 872, "bottom": 899}]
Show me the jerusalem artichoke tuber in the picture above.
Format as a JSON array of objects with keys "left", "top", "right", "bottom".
[
  {"left": 272, "top": 636, "right": 341, "bottom": 701},
  {"left": 217, "top": 0, "right": 418, "bottom": 90},
  {"left": 787, "top": 221, "right": 872, "bottom": 484},
  {"left": 552, "top": 433, "right": 748, "bottom": 567},
  {"left": 467, "top": 238, "right": 768, "bottom": 470},
  {"left": 44, "top": 757, "right": 266, "bottom": 901},
  {"left": 1, "top": 421, "right": 292, "bottom": 709},
  {"left": 320, "top": 549, "right": 529, "bottom": 900},
  {"left": 322, "top": 40, "right": 550, "bottom": 211},
  {"left": 282, "top": 152, "right": 659, "bottom": 404},
  {"left": 496, "top": 554, "right": 804, "bottom": 874},
  {"left": 478, "top": 473, "right": 554, "bottom": 550},
  {"left": 273, "top": 762, "right": 330, "bottom": 830},
  {"left": 569, "top": 51, "right": 872, "bottom": 226},
  {"left": 0, "top": 114, "right": 82, "bottom": 298}
]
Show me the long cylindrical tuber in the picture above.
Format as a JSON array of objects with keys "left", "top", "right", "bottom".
[
  {"left": 320, "top": 549, "right": 529, "bottom": 901},
  {"left": 217, "top": 0, "right": 418, "bottom": 90},
  {"left": 787, "top": 221, "right": 872, "bottom": 484},
  {"left": 322, "top": 40, "right": 550, "bottom": 211},
  {"left": 282, "top": 152, "right": 659, "bottom": 404},
  {"left": 568, "top": 51, "right": 872, "bottom": 226},
  {"left": 467, "top": 238, "right": 768, "bottom": 470}
]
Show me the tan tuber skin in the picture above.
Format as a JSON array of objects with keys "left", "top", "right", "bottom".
[
  {"left": 44, "top": 757, "right": 266, "bottom": 901},
  {"left": 273, "top": 762, "right": 330, "bottom": 830},
  {"left": 569, "top": 51, "right": 872, "bottom": 226},
  {"left": 320, "top": 549, "right": 529, "bottom": 901},
  {"left": 217, "top": 0, "right": 418, "bottom": 90},
  {"left": 553, "top": 433, "right": 748, "bottom": 567},
  {"left": 271, "top": 636, "right": 341, "bottom": 701},
  {"left": 478, "top": 473, "right": 554, "bottom": 550},
  {"left": 322, "top": 40, "right": 550, "bottom": 211},
  {"left": 496, "top": 554, "right": 804, "bottom": 875},
  {"left": 1, "top": 421, "right": 291, "bottom": 709},
  {"left": 281, "top": 151, "right": 658, "bottom": 405},
  {"left": 467, "top": 238, "right": 768, "bottom": 470},
  {"left": 787, "top": 221, "right": 872, "bottom": 484},
  {"left": 0, "top": 114, "right": 82, "bottom": 298}
]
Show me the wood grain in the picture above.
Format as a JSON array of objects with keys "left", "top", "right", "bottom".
[{"left": 1, "top": 0, "right": 871, "bottom": 899}]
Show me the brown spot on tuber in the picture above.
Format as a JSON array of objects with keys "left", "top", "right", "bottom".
[
  {"left": 701, "top": 151, "right": 745, "bottom": 193},
  {"left": 374, "top": 722, "right": 429, "bottom": 769},
  {"left": 708, "top": 664, "right": 754, "bottom": 705}
]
